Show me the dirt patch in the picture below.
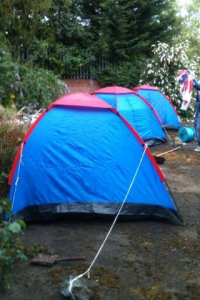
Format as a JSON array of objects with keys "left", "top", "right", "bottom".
[
  {"left": 1, "top": 137, "right": 200, "bottom": 300},
  {"left": 155, "top": 150, "right": 200, "bottom": 166},
  {"left": 153, "top": 148, "right": 200, "bottom": 168}
]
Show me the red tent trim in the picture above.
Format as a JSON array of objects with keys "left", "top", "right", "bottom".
[
  {"left": 131, "top": 91, "right": 163, "bottom": 125},
  {"left": 115, "top": 112, "right": 165, "bottom": 182},
  {"left": 92, "top": 86, "right": 133, "bottom": 95},
  {"left": 93, "top": 87, "right": 163, "bottom": 125},
  {"left": 51, "top": 92, "right": 112, "bottom": 109},
  {"left": 133, "top": 85, "right": 158, "bottom": 91}
]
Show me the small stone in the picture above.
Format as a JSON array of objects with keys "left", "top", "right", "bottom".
[{"left": 61, "top": 276, "right": 93, "bottom": 300}]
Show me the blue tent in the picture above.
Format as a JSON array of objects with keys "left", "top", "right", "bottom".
[
  {"left": 133, "top": 85, "right": 181, "bottom": 129},
  {"left": 8, "top": 93, "right": 183, "bottom": 224},
  {"left": 93, "top": 86, "right": 166, "bottom": 146}
]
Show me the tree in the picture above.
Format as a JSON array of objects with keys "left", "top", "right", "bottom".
[
  {"left": 94, "top": 0, "right": 180, "bottom": 61},
  {"left": 177, "top": 0, "right": 200, "bottom": 58},
  {"left": 95, "top": 61, "right": 141, "bottom": 88},
  {"left": 27, "top": 0, "right": 95, "bottom": 76},
  {"left": 91, "top": 0, "right": 181, "bottom": 86},
  {"left": 0, "top": 0, "right": 51, "bottom": 59},
  {"left": 47, "top": 0, "right": 88, "bottom": 47},
  {"left": 96, "top": 0, "right": 130, "bottom": 60},
  {"left": 0, "top": 0, "right": 182, "bottom": 81}
]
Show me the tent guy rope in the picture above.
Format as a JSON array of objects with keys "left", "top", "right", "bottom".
[{"left": 67, "top": 143, "right": 148, "bottom": 298}]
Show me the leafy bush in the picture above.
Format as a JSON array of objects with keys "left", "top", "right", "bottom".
[
  {"left": 0, "top": 106, "right": 26, "bottom": 198},
  {"left": 28, "top": 41, "right": 93, "bottom": 78},
  {"left": 0, "top": 198, "right": 27, "bottom": 289},
  {"left": 17, "top": 65, "right": 69, "bottom": 108},
  {"left": 0, "top": 107, "right": 27, "bottom": 287},
  {"left": 0, "top": 41, "right": 20, "bottom": 107},
  {"left": 95, "top": 61, "right": 141, "bottom": 88},
  {"left": 140, "top": 41, "right": 200, "bottom": 120},
  {"left": 0, "top": 39, "right": 69, "bottom": 109}
]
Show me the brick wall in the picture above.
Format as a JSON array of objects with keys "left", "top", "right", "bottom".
[{"left": 64, "top": 79, "right": 101, "bottom": 94}]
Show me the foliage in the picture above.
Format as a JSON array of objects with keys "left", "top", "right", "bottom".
[
  {"left": 0, "top": 40, "right": 20, "bottom": 107},
  {"left": 97, "top": 0, "right": 130, "bottom": 60},
  {"left": 97, "top": 0, "right": 180, "bottom": 61},
  {"left": 95, "top": 61, "right": 141, "bottom": 88},
  {"left": 28, "top": 40, "right": 94, "bottom": 77},
  {"left": 0, "top": 106, "right": 26, "bottom": 198},
  {"left": 18, "top": 65, "right": 69, "bottom": 108},
  {"left": 0, "top": 0, "right": 51, "bottom": 59},
  {"left": 140, "top": 41, "right": 200, "bottom": 120},
  {"left": 0, "top": 0, "right": 197, "bottom": 109},
  {"left": 0, "top": 198, "right": 27, "bottom": 289},
  {"left": 178, "top": 0, "right": 200, "bottom": 58},
  {"left": 47, "top": 0, "right": 88, "bottom": 47},
  {"left": 0, "top": 38, "right": 69, "bottom": 108},
  {"left": 69, "top": 0, "right": 181, "bottom": 86},
  {"left": 0, "top": 0, "right": 181, "bottom": 81}
]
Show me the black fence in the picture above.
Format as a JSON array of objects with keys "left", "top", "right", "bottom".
[
  {"left": 64, "top": 56, "right": 117, "bottom": 79},
  {"left": 20, "top": 50, "right": 117, "bottom": 80}
]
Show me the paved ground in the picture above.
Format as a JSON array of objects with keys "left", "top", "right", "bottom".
[{"left": 1, "top": 137, "right": 200, "bottom": 300}]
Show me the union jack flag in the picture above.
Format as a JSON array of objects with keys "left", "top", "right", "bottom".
[{"left": 177, "top": 70, "right": 194, "bottom": 110}]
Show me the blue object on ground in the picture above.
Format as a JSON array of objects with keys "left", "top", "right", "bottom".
[{"left": 178, "top": 126, "right": 196, "bottom": 143}]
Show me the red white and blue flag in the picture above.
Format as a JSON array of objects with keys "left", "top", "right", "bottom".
[{"left": 177, "top": 70, "right": 194, "bottom": 110}]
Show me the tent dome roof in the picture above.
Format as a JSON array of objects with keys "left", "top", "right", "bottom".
[{"left": 93, "top": 86, "right": 134, "bottom": 94}]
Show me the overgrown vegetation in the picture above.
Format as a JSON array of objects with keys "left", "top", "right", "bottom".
[
  {"left": 18, "top": 66, "right": 69, "bottom": 108},
  {"left": 0, "top": 198, "right": 27, "bottom": 289},
  {"left": 140, "top": 41, "right": 200, "bottom": 120},
  {"left": 0, "top": 106, "right": 26, "bottom": 198},
  {"left": 0, "top": 40, "right": 18, "bottom": 107},
  {"left": 0, "top": 41, "right": 69, "bottom": 109},
  {"left": 95, "top": 61, "right": 141, "bottom": 88}
]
